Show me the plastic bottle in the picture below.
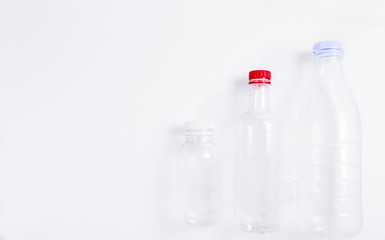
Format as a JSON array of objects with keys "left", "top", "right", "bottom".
[
  {"left": 235, "top": 70, "right": 279, "bottom": 233},
  {"left": 177, "top": 121, "right": 221, "bottom": 227},
  {"left": 298, "top": 41, "right": 362, "bottom": 238}
]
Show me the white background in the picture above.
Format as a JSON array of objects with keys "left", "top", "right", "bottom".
[{"left": 0, "top": 0, "right": 384, "bottom": 239}]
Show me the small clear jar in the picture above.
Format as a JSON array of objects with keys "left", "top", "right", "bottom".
[{"left": 177, "top": 121, "right": 221, "bottom": 227}]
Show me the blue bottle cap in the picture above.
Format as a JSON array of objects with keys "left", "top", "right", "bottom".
[{"left": 313, "top": 41, "right": 343, "bottom": 56}]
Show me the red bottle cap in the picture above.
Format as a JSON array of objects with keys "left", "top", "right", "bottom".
[{"left": 249, "top": 70, "right": 271, "bottom": 84}]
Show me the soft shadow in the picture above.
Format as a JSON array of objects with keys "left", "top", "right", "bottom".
[
  {"left": 155, "top": 124, "right": 185, "bottom": 237},
  {"left": 274, "top": 51, "right": 313, "bottom": 234}
]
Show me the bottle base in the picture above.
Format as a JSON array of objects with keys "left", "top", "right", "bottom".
[
  {"left": 181, "top": 211, "right": 219, "bottom": 227},
  {"left": 239, "top": 223, "right": 278, "bottom": 234},
  {"left": 305, "top": 222, "right": 362, "bottom": 239},
  {"left": 183, "top": 218, "right": 217, "bottom": 227}
]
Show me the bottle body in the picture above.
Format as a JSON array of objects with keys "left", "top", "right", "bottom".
[
  {"left": 178, "top": 122, "right": 221, "bottom": 226},
  {"left": 236, "top": 112, "right": 279, "bottom": 233},
  {"left": 298, "top": 43, "right": 362, "bottom": 238},
  {"left": 235, "top": 74, "right": 280, "bottom": 233}
]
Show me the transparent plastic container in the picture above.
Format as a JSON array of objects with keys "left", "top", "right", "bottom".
[
  {"left": 235, "top": 70, "right": 279, "bottom": 233},
  {"left": 177, "top": 121, "right": 221, "bottom": 227},
  {"left": 298, "top": 41, "right": 362, "bottom": 238}
]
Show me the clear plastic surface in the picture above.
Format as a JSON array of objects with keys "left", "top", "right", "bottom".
[
  {"left": 177, "top": 122, "right": 221, "bottom": 227},
  {"left": 235, "top": 82, "right": 280, "bottom": 233},
  {"left": 298, "top": 45, "right": 362, "bottom": 238}
]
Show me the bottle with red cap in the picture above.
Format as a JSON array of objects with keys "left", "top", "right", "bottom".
[
  {"left": 298, "top": 41, "right": 362, "bottom": 238},
  {"left": 235, "top": 70, "right": 280, "bottom": 233}
]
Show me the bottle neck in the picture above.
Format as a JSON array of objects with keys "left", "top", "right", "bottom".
[
  {"left": 186, "top": 135, "right": 214, "bottom": 143},
  {"left": 248, "top": 83, "right": 271, "bottom": 112},
  {"left": 313, "top": 55, "right": 344, "bottom": 81}
]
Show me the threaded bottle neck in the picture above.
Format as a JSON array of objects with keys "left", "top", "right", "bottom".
[{"left": 248, "top": 82, "right": 271, "bottom": 112}]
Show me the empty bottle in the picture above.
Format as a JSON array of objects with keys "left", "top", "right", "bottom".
[
  {"left": 298, "top": 41, "right": 362, "bottom": 238},
  {"left": 177, "top": 121, "right": 221, "bottom": 226},
  {"left": 235, "top": 70, "right": 279, "bottom": 233}
]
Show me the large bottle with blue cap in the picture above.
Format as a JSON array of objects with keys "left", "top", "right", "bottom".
[{"left": 298, "top": 41, "right": 362, "bottom": 238}]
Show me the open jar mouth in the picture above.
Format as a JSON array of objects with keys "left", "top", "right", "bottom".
[
  {"left": 184, "top": 121, "right": 215, "bottom": 136},
  {"left": 184, "top": 128, "right": 214, "bottom": 136}
]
